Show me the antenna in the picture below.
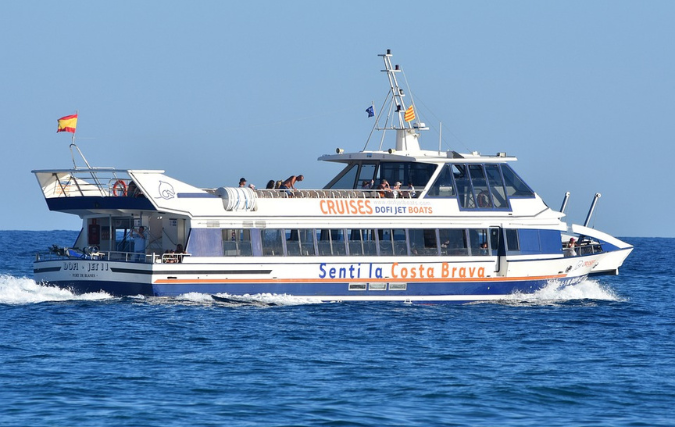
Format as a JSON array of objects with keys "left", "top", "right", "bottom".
[{"left": 439, "top": 121, "right": 442, "bottom": 154}]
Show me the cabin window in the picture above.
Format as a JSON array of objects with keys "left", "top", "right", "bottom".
[
  {"left": 187, "top": 228, "right": 224, "bottom": 257},
  {"left": 501, "top": 164, "right": 535, "bottom": 198},
  {"left": 318, "top": 229, "right": 346, "bottom": 256},
  {"left": 348, "top": 229, "right": 377, "bottom": 256},
  {"left": 540, "top": 229, "right": 564, "bottom": 254},
  {"left": 408, "top": 229, "right": 439, "bottom": 256},
  {"left": 505, "top": 229, "right": 520, "bottom": 254},
  {"left": 439, "top": 229, "right": 468, "bottom": 256},
  {"left": 468, "top": 229, "right": 490, "bottom": 256},
  {"left": 518, "top": 229, "right": 541, "bottom": 255},
  {"left": 287, "top": 229, "right": 316, "bottom": 256},
  {"left": 378, "top": 229, "right": 407, "bottom": 256},
  {"left": 223, "top": 229, "right": 252, "bottom": 256},
  {"left": 261, "top": 229, "right": 284, "bottom": 256}
]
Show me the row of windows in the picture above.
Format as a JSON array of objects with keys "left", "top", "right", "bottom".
[
  {"left": 326, "top": 161, "right": 535, "bottom": 211},
  {"left": 186, "top": 227, "right": 563, "bottom": 258}
]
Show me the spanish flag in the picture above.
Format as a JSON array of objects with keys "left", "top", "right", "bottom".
[
  {"left": 57, "top": 114, "right": 78, "bottom": 133},
  {"left": 404, "top": 105, "right": 415, "bottom": 122}
]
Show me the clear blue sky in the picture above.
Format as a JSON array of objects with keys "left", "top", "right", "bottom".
[{"left": 1, "top": 1, "right": 673, "bottom": 237}]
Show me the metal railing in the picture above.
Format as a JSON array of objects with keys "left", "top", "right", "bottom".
[
  {"left": 253, "top": 188, "right": 417, "bottom": 199},
  {"left": 36, "top": 248, "right": 191, "bottom": 264}
]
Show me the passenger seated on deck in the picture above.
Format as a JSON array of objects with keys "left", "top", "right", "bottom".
[
  {"left": 392, "top": 182, "right": 403, "bottom": 198},
  {"left": 377, "top": 179, "right": 391, "bottom": 198},
  {"left": 164, "top": 250, "right": 176, "bottom": 263},
  {"left": 175, "top": 244, "right": 185, "bottom": 263},
  {"left": 127, "top": 181, "right": 143, "bottom": 198},
  {"left": 405, "top": 182, "right": 416, "bottom": 198},
  {"left": 564, "top": 237, "right": 577, "bottom": 257}
]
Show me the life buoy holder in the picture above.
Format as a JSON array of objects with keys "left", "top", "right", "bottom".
[
  {"left": 477, "top": 191, "right": 491, "bottom": 208},
  {"left": 112, "top": 180, "right": 127, "bottom": 197}
]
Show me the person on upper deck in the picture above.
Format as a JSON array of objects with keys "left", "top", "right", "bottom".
[
  {"left": 406, "top": 182, "right": 416, "bottom": 198},
  {"left": 239, "top": 178, "right": 247, "bottom": 187},
  {"left": 392, "top": 182, "right": 403, "bottom": 198},
  {"left": 280, "top": 175, "right": 304, "bottom": 196},
  {"left": 282, "top": 175, "right": 304, "bottom": 189},
  {"left": 377, "top": 179, "right": 391, "bottom": 197}
]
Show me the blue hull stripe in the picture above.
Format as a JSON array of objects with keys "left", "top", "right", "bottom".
[{"left": 45, "top": 277, "right": 582, "bottom": 299}]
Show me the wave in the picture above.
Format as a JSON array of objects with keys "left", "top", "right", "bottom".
[
  {"left": 497, "top": 278, "right": 624, "bottom": 305},
  {"left": 0, "top": 275, "right": 621, "bottom": 307},
  {"left": 0, "top": 275, "right": 113, "bottom": 304}
]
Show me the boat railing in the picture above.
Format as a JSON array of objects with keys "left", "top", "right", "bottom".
[
  {"left": 36, "top": 248, "right": 191, "bottom": 264},
  {"left": 33, "top": 168, "right": 145, "bottom": 199},
  {"left": 562, "top": 242, "right": 604, "bottom": 257},
  {"left": 253, "top": 189, "right": 417, "bottom": 199}
]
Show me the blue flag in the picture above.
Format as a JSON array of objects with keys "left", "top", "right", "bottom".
[{"left": 365, "top": 106, "right": 374, "bottom": 118}]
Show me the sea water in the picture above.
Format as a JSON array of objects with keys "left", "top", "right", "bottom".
[{"left": 0, "top": 231, "right": 673, "bottom": 426}]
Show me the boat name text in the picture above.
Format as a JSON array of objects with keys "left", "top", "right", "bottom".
[
  {"left": 318, "top": 262, "right": 485, "bottom": 279},
  {"left": 319, "top": 199, "right": 432, "bottom": 215},
  {"left": 63, "top": 261, "right": 109, "bottom": 277}
]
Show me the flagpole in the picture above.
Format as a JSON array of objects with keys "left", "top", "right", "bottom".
[{"left": 66, "top": 109, "right": 94, "bottom": 170}]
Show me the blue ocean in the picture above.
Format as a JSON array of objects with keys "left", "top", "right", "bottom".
[{"left": 0, "top": 231, "right": 673, "bottom": 426}]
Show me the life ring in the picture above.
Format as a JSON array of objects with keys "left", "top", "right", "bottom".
[
  {"left": 112, "top": 180, "right": 127, "bottom": 197},
  {"left": 477, "top": 191, "right": 491, "bottom": 208}
]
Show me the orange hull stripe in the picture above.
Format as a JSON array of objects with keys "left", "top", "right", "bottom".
[{"left": 154, "top": 274, "right": 566, "bottom": 285}]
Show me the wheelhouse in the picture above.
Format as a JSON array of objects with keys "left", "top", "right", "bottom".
[{"left": 323, "top": 158, "right": 535, "bottom": 211}]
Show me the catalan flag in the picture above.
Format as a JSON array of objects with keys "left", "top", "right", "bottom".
[
  {"left": 404, "top": 105, "right": 415, "bottom": 122},
  {"left": 57, "top": 114, "right": 78, "bottom": 133}
]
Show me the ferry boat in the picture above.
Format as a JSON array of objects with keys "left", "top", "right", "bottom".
[{"left": 33, "top": 50, "right": 633, "bottom": 302}]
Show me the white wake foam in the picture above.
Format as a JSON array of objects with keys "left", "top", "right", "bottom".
[
  {"left": 211, "top": 292, "right": 322, "bottom": 306},
  {"left": 500, "top": 278, "right": 624, "bottom": 305},
  {"left": 0, "top": 274, "right": 113, "bottom": 304}
]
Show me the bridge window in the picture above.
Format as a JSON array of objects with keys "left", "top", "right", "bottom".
[
  {"left": 470, "top": 165, "right": 492, "bottom": 208},
  {"left": 378, "top": 162, "right": 435, "bottom": 194},
  {"left": 501, "top": 164, "right": 535, "bottom": 198},
  {"left": 486, "top": 165, "right": 509, "bottom": 208},
  {"left": 427, "top": 164, "right": 456, "bottom": 198},
  {"left": 453, "top": 165, "right": 476, "bottom": 209}
]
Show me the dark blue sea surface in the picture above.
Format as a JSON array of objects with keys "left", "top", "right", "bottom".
[{"left": 0, "top": 231, "right": 673, "bottom": 426}]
